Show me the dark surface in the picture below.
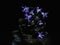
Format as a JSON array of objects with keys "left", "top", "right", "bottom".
[{"left": 0, "top": 0, "right": 59, "bottom": 45}]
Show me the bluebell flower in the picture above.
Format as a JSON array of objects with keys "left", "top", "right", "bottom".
[
  {"left": 25, "top": 13, "right": 32, "bottom": 22},
  {"left": 22, "top": 6, "right": 29, "bottom": 13},
  {"left": 38, "top": 32, "right": 44, "bottom": 39},
  {"left": 29, "top": 10, "right": 34, "bottom": 15},
  {"left": 36, "top": 7, "right": 42, "bottom": 13},
  {"left": 38, "top": 20, "right": 43, "bottom": 25},
  {"left": 41, "top": 12, "right": 48, "bottom": 18}
]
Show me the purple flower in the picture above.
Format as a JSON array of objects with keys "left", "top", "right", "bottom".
[
  {"left": 27, "top": 15, "right": 32, "bottom": 22},
  {"left": 25, "top": 13, "right": 32, "bottom": 22},
  {"left": 38, "top": 20, "right": 43, "bottom": 25},
  {"left": 22, "top": 6, "right": 29, "bottom": 13},
  {"left": 41, "top": 12, "right": 48, "bottom": 18},
  {"left": 36, "top": 7, "right": 42, "bottom": 13},
  {"left": 39, "top": 22, "right": 43, "bottom": 25},
  {"left": 29, "top": 10, "right": 34, "bottom": 15},
  {"left": 38, "top": 32, "right": 44, "bottom": 39}
]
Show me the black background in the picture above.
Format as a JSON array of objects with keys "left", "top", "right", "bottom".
[{"left": 0, "top": 0, "right": 59, "bottom": 45}]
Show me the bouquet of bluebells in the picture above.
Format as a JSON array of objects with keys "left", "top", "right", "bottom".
[{"left": 12, "top": 6, "right": 49, "bottom": 45}]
